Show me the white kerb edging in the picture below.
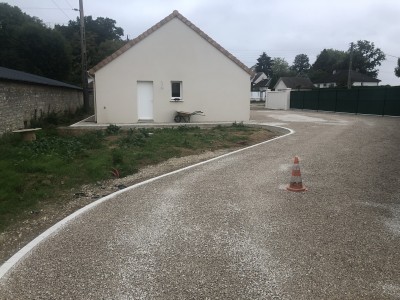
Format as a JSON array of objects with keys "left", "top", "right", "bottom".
[{"left": 0, "top": 125, "right": 294, "bottom": 279}]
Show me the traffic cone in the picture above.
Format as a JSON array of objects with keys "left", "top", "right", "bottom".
[{"left": 287, "top": 156, "right": 307, "bottom": 192}]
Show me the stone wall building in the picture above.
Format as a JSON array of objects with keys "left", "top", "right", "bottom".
[{"left": 0, "top": 67, "right": 83, "bottom": 135}]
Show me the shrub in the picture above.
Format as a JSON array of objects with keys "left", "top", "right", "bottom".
[{"left": 106, "top": 124, "right": 121, "bottom": 135}]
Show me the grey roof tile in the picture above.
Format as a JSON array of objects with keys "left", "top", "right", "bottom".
[
  {"left": 314, "top": 70, "right": 380, "bottom": 84},
  {"left": 0, "top": 66, "right": 81, "bottom": 90},
  {"left": 278, "top": 77, "right": 314, "bottom": 89}
]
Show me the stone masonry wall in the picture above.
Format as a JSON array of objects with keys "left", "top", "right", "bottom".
[{"left": 0, "top": 80, "right": 83, "bottom": 135}]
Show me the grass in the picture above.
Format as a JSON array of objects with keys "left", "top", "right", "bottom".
[{"left": 0, "top": 124, "right": 274, "bottom": 232}]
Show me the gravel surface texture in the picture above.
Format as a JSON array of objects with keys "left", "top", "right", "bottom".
[
  {"left": 0, "top": 110, "right": 399, "bottom": 299},
  {"left": 0, "top": 149, "right": 234, "bottom": 265}
]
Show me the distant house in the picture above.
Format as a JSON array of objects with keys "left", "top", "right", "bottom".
[
  {"left": 314, "top": 70, "right": 380, "bottom": 88},
  {"left": 251, "top": 72, "right": 268, "bottom": 85},
  {"left": 274, "top": 77, "right": 314, "bottom": 91},
  {"left": 0, "top": 66, "right": 82, "bottom": 135},
  {"left": 89, "top": 10, "right": 252, "bottom": 124},
  {"left": 251, "top": 72, "right": 271, "bottom": 101}
]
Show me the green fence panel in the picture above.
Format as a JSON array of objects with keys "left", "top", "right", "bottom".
[
  {"left": 357, "top": 88, "right": 385, "bottom": 115},
  {"left": 290, "top": 91, "right": 304, "bottom": 109},
  {"left": 383, "top": 87, "right": 400, "bottom": 116},
  {"left": 336, "top": 89, "right": 358, "bottom": 113},
  {"left": 303, "top": 90, "right": 319, "bottom": 110},
  {"left": 289, "top": 87, "right": 400, "bottom": 115},
  {"left": 318, "top": 89, "right": 337, "bottom": 112}
]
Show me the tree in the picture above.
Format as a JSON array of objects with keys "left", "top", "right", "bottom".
[
  {"left": 0, "top": 3, "right": 71, "bottom": 81},
  {"left": 312, "top": 49, "right": 347, "bottom": 73},
  {"left": 91, "top": 39, "right": 126, "bottom": 66},
  {"left": 348, "top": 40, "right": 385, "bottom": 78},
  {"left": 310, "top": 41, "right": 385, "bottom": 82},
  {"left": 55, "top": 16, "right": 126, "bottom": 84},
  {"left": 0, "top": 3, "right": 128, "bottom": 84},
  {"left": 291, "top": 54, "right": 311, "bottom": 75},
  {"left": 14, "top": 24, "right": 71, "bottom": 80},
  {"left": 255, "top": 52, "right": 273, "bottom": 77},
  {"left": 271, "top": 57, "right": 290, "bottom": 75},
  {"left": 310, "top": 49, "right": 347, "bottom": 82},
  {"left": 395, "top": 58, "right": 400, "bottom": 78},
  {"left": 270, "top": 57, "right": 294, "bottom": 87}
]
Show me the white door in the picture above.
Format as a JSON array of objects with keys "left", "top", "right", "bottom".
[{"left": 137, "top": 81, "right": 153, "bottom": 120}]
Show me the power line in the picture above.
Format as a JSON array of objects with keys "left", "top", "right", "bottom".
[
  {"left": 386, "top": 54, "right": 399, "bottom": 59},
  {"left": 18, "top": 7, "right": 71, "bottom": 10},
  {"left": 64, "top": 0, "right": 75, "bottom": 9},
  {"left": 51, "top": 0, "right": 71, "bottom": 20}
]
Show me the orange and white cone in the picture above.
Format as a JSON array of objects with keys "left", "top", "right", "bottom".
[{"left": 287, "top": 156, "right": 307, "bottom": 192}]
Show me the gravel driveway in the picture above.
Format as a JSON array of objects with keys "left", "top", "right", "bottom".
[{"left": 1, "top": 110, "right": 399, "bottom": 299}]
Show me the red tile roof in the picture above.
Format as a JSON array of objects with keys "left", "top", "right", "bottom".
[{"left": 89, "top": 10, "right": 253, "bottom": 75}]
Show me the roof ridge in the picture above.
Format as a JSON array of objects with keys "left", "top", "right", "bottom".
[
  {"left": 89, "top": 10, "right": 253, "bottom": 75},
  {"left": 315, "top": 69, "right": 380, "bottom": 83}
]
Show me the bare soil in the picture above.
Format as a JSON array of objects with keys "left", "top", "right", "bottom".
[{"left": 0, "top": 129, "right": 276, "bottom": 264}]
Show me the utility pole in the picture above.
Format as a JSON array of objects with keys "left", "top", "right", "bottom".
[
  {"left": 347, "top": 42, "right": 353, "bottom": 89},
  {"left": 78, "top": 0, "right": 89, "bottom": 112}
]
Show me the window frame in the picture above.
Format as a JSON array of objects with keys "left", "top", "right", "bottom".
[{"left": 171, "top": 81, "right": 183, "bottom": 101}]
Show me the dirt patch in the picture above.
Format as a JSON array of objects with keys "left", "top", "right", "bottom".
[{"left": 0, "top": 129, "right": 277, "bottom": 265}]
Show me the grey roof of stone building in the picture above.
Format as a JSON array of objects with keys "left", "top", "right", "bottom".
[{"left": 0, "top": 66, "right": 81, "bottom": 90}]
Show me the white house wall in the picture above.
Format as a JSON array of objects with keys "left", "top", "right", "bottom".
[{"left": 95, "top": 18, "right": 250, "bottom": 123}]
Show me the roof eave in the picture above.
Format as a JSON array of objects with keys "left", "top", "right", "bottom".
[{"left": 89, "top": 10, "right": 253, "bottom": 76}]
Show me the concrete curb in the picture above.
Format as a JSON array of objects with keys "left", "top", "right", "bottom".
[{"left": 0, "top": 124, "right": 294, "bottom": 280}]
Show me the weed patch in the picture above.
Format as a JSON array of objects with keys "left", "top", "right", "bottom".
[
  {"left": 29, "top": 106, "right": 87, "bottom": 129},
  {"left": 0, "top": 124, "right": 276, "bottom": 232},
  {"left": 106, "top": 124, "right": 121, "bottom": 135}
]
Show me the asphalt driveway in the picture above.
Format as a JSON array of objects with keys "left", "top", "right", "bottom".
[{"left": 0, "top": 110, "right": 399, "bottom": 299}]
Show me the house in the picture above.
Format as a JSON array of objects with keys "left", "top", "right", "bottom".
[
  {"left": 0, "top": 66, "right": 82, "bottom": 135},
  {"left": 274, "top": 77, "right": 314, "bottom": 91},
  {"left": 314, "top": 70, "right": 380, "bottom": 88},
  {"left": 89, "top": 10, "right": 253, "bottom": 124},
  {"left": 251, "top": 72, "right": 271, "bottom": 101},
  {"left": 251, "top": 72, "right": 268, "bottom": 85}
]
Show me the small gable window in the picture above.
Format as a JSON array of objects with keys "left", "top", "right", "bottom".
[{"left": 171, "top": 81, "right": 182, "bottom": 100}]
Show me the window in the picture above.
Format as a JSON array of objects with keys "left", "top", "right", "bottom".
[{"left": 171, "top": 81, "right": 182, "bottom": 100}]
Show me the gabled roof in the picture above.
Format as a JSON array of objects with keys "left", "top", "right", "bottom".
[
  {"left": 251, "top": 72, "right": 265, "bottom": 83},
  {"left": 89, "top": 10, "right": 253, "bottom": 76},
  {"left": 276, "top": 77, "right": 314, "bottom": 89},
  {"left": 253, "top": 78, "right": 271, "bottom": 89},
  {"left": 0, "top": 66, "right": 81, "bottom": 90},
  {"left": 314, "top": 70, "right": 380, "bottom": 84}
]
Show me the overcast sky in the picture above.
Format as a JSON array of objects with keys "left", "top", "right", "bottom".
[{"left": 4, "top": 0, "right": 400, "bottom": 85}]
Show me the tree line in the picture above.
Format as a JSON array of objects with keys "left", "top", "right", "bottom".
[
  {"left": 0, "top": 3, "right": 126, "bottom": 85},
  {"left": 254, "top": 40, "right": 400, "bottom": 87},
  {"left": 1, "top": 3, "right": 398, "bottom": 87}
]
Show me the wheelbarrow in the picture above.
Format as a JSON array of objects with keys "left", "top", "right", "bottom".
[{"left": 174, "top": 111, "right": 204, "bottom": 123}]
